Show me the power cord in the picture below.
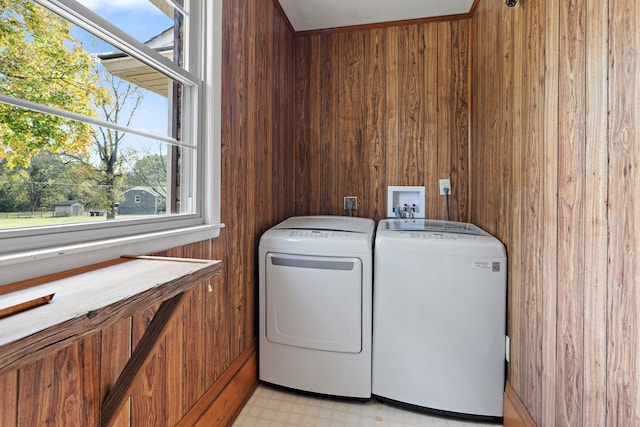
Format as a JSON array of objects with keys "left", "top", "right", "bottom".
[
  {"left": 443, "top": 187, "right": 449, "bottom": 221},
  {"left": 346, "top": 198, "right": 355, "bottom": 217}
]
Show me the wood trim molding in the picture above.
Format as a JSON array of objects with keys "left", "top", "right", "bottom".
[
  {"left": 270, "top": 0, "right": 295, "bottom": 34},
  {"left": 294, "top": 13, "right": 471, "bottom": 37},
  {"left": 468, "top": 0, "right": 481, "bottom": 17},
  {"left": 177, "top": 342, "right": 258, "bottom": 427},
  {"left": 504, "top": 382, "right": 539, "bottom": 427},
  {"left": 271, "top": 0, "right": 477, "bottom": 37}
]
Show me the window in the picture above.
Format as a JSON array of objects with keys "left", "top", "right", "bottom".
[{"left": 0, "top": 0, "right": 222, "bottom": 285}]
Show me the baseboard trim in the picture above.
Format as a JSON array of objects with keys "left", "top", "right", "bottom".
[
  {"left": 177, "top": 342, "right": 258, "bottom": 427},
  {"left": 504, "top": 382, "right": 539, "bottom": 427}
]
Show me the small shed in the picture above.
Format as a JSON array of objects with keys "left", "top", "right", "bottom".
[
  {"left": 118, "top": 187, "right": 163, "bottom": 215},
  {"left": 54, "top": 200, "right": 84, "bottom": 217}
]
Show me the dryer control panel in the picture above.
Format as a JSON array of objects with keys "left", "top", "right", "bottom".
[{"left": 289, "top": 230, "right": 350, "bottom": 238}]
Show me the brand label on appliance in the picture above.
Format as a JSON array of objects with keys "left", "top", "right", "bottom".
[{"left": 473, "top": 261, "right": 501, "bottom": 272}]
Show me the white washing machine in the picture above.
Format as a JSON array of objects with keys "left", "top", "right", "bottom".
[
  {"left": 372, "top": 219, "right": 507, "bottom": 421},
  {"left": 259, "top": 216, "right": 375, "bottom": 398}
]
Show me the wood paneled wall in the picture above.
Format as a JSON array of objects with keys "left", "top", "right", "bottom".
[
  {"left": 0, "top": 0, "right": 295, "bottom": 424},
  {"left": 471, "top": 0, "right": 640, "bottom": 425},
  {"left": 293, "top": 20, "right": 470, "bottom": 222}
]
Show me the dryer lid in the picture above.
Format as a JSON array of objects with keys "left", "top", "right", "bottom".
[{"left": 274, "top": 215, "right": 375, "bottom": 235}]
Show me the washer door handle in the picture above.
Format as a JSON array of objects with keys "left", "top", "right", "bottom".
[{"left": 270, "top": 256, "right": 355, "bottom": 271}]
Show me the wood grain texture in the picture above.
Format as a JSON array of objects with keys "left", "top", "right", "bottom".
[
  {"left": 504, "top": 382, "right": 539, "bottom": 427},
  {"left": 0, "top": 371, "right": 17, "bottom": 425},
  {"left": 8, "top": 0, "right": 640, "bottom": 425},
  {"left": 557, "top": 1, "right": 587, "bottom": 422},
  {"left": 16, "top": 336, "right": 101, "bottom": 426},
  {"left": 0, "top": 259, "right": 221, "bottom": 375},
  {"left": 0, "top": 0, "right": 295, "bottom": 424},
  {"left": 100, "top": 318, "right": 132, "bottom": 427},
  {"left": 607, "top": 1, "right": 640, "bottom": 425},
  {"left": 177, "top": 343, "right": 257, "bottom": 427},
  {"left": 193, "top": 352, "right": 256, "bottom": 427},
  {"left": 0, "top": 292, "right": 54, "bottom": 319},
  {"left": 583, "top": 0, "right": 609, "bottom": 425},
  {"left": 294, "top": 20, "right": 470, "bottom": 222},
  {"left": 472, "top": 0, "right": 640, "bottom": 425},
  {"left": 101, "top": 293, "right": 185, "bottom": 427},
  {"left": 540, "top": 1, "right": 559, "bottom": 425}
]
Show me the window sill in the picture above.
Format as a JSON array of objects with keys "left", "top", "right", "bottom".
[
  {"left": 0, "top": 223, "right": 224, "bottom": 286},
  {"left": 0, "top": 255, "right": 221, "bottom": 374}
]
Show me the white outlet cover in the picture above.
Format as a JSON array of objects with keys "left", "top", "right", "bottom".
[{"left": 439, "top": 179, "right": 451, "bottom": 195}]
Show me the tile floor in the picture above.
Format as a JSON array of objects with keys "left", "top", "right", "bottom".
[{"left": 233, "top": 385, "right": 503, "bottom": 427}]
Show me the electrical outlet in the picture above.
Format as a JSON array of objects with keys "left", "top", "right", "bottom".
[
  {"left": 343, "top": 196, "right": 358, "bottom": 211},
  {"left": 439, "top": 179, "right": 451, "bottom": 196}
]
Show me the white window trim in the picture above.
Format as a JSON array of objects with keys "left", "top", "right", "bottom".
[{"left": 0, "top": 0, "right": 223, "bottom": 286}]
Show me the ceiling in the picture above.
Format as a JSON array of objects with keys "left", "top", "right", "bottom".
[{"left": 277, "top": 0, "right": 476, "bottom": 32}]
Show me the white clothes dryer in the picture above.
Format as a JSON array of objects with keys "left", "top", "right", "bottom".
[
  {"left": 259, "top": 216, "right": 375, "bottom": 399},
  {"left": 372, "top": 219, "right": 507, "bottom": 421}
]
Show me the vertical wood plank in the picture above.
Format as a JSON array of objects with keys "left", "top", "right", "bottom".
[
  {"left": 607, "top": 0, "right": 640, "bottom": 425},
  {"left": 205, "top": 254, "right": 233, "bottom": 383},
  {"left": 100, "top": 318, "right": 132, "bottom": 427},
  {"left": 17, "top": 337, "right": 101, "bottom": 426},
  {"left": 385, "top": 26, "right": 400, "bottom": 189},
  {"left": 321, "top": 33, "right": 340, "bottom": 214},
  {"left": 519, "top": 0, "right": 545, "bottom": 418},
  {"left": 448, "top": 19, "right": 470, "bottom": 222},
  {"left": 254, "top": 0, "right": 270, "bottom": 235},
  {"left": 310, "top": 34, "right": 323, "bottom": 213},
  {"left": 422, "top": 24, "right": 438, "bottom": 219},
  {"left": 293, "top": 35, "right": 311, "bottom": 215},
  {"left": 583, "top": 0, "right": 609, "bottom": 425},
  {"left": 339, "top": 30, "right": 366, "bottom": 204},
  {"left": 556, "top": 0, "right": 586, "bottom": 425},
  {"left": 541, "top": 0, "right": 559, "bottom": 425},
  {"left": 0, "top": 371, "right": 17, "bottom": 425},
  {"left": 130, "top": 304, "right": 165, "bottom": 427},
  {"left": 510, "top": 0, "right": 525, "bottom": 409},
  {"left": 165, "top": 289, "right": 185, "bottom": 422},
  {"left": 436, "top": 21, "right": 453, "bottom": 220},
  {"left": 397, "top": 24, "right": 423, "bottom": 187},
  {"left": 365, "top": 27, "right": 387, "bottom": 220}
]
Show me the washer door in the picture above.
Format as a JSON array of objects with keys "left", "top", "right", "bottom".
[{"left": 265, "top": 253, "right": 362, "bottom": 353}]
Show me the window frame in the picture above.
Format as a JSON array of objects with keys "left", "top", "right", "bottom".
[{"left": 0, "top": 0, "right": 222, "bottom": 286}]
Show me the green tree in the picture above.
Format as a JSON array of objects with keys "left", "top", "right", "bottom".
[
  {"left": 0, "top": 160, "right": 28, "bottom": 211},
  {"left": 126, "top": 152, "right": 168, "bottom": 198},
  {"left": 63, "top": 73, "right": 143, "bottom": 219},
  {"left": 0, "top": 0, "right": 108, "bottom": 168},
  {"left": 24, "top": 151, "right": 71, "bottom": 212},
  {"left": 94, "top": 74, "right": 142, "bottom": 219}
]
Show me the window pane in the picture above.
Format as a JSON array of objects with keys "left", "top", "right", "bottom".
[
  {"left": 77, "top": 0, "right": 184, "bottom": 65},
  {"left": 0, "top": 0, "right": 195, "bottom": 231},
  {"left": 0, "top": 111, "right": 196, "bottom": 229}
]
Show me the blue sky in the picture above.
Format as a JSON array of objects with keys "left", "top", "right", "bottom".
[
  {"left": 74, "top": 0, "right": 173, "bottom": 54},
  {"left": 78, "top": 0, "right": 172, "bottom": 45}
]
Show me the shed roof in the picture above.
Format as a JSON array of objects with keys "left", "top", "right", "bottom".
[{"left": 54, "top": 200, "right": 82, "bottom": 207}]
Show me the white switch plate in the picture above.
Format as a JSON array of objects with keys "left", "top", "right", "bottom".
[{"left": 439, "top": 179, "right": 451, "bottom": 196}]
